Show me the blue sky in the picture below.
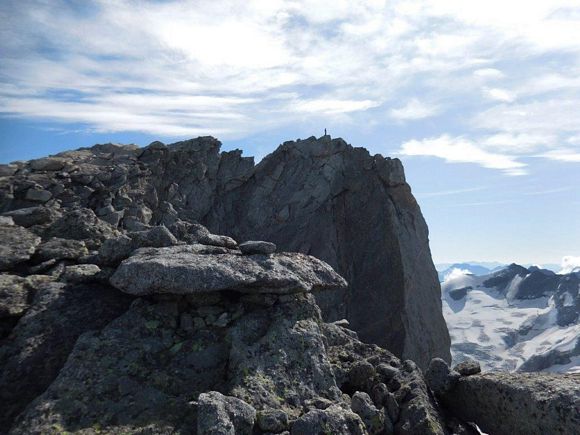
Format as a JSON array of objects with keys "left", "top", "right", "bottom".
[{"left": 1, "top": 0, "right": 579, "bottom": 266}]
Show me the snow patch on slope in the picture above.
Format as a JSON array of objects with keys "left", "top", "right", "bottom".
[{"left": 442, "top": 268, "right": 579, "bottom": 373}]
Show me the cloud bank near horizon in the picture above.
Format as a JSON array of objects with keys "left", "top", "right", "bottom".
[{"left": 1, "top": 0, "right": 580, "bottom": 175}]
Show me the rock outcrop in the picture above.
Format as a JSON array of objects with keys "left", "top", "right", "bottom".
[
  {"left": 430, "top": 363, "right": 580, "bottom": 435},
  {"left": 110, "top": 245, "right": 347, "bottom": 295},
  {"left": 6, "top": 232, "right": 453, "bottom": 434},
  {"left": 0, "top": 135, "right": 450, "bottom": 368}
]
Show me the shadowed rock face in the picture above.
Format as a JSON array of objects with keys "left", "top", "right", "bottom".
[
  {"left": 0, "top": 135, "right": 450, "bottom": 368},
  {"left": 204, "top": 136, "right": 450, "bottom": 368}
]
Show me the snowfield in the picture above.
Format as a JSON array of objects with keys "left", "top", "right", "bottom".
[{"left": 442, "top": 266, "right": 580, "bottom": 373}]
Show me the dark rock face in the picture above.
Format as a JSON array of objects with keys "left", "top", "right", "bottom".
[
  {"left": 0, "top": 281, "right": 132, "bottom": 431},
  {"left": 0, "top": 135, "right": 450, "bottom": 368},
  {"left": 0, "top": 135, "right": 458, "bottom": 434},
  {"left": 482, "top": 263, "right": 528, "bottom": 290},
  {"left": 437, "top": 371, "right": 580, "bottom": 435},
  {"left": 448, "top": 287, "right": 471, "bottom": 301},
  {"left": 206, "top": 137, "right": 450, "bottom": 368}
]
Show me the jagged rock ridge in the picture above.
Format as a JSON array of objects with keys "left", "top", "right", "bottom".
[{"left": 0, "top": 135, "right": 450, "bottom": 368}]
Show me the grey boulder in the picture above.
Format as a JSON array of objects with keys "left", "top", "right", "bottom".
[
  {"left": 453, "top": 359, "right": 481, "bottom": 376},
  {"left": 439, "top": 372, "right": 580, "bottom": 435},
  {"left": 291, "top": 404, "right": 366, "bottom": 435},
  {"left": 256, "top": 408, "right": 289, "bottom": 433},
  {"left": 36, "top": 237, "right": 88, "bottom": 262},
  {"left": 98, "top": 225, "right": 179, "bottom": 265},
  {"left": 110, "top": 245, "right": 347, "bottom": 296},
  {"left": 239, "top": 240, "right": 277, "bottom": 255},
  {"left": 351, "top": 391, "right": 388, "bottom": 435},
  {"left": 197, "top": 391, "right": 256, "bottom": 435},
  {"left": 0, "top": 224, "right": 41, "bottom": 271},
  {"left": 2, "top": 206, "right": 60, "bottom": 228},
  {"left": 0, "top": 275, "right": 30, "bottom": 318},
  {"left": 62, "top": 264, "right": 102, "bottom": 283},
  {"left": 24, "top": 187, "right": 52, "bottom": 203},
  {"left": 29, "top": 157, "right": 66, "bottom": 171},
  {"left": 45, "top": 208, "right": 119, "bottom": 249},
  {"left": 199, "top": 233, "right": 238, "bottom": 249},
  {"left": 425, "top": 358, "right": 460, "bottom": 395}
]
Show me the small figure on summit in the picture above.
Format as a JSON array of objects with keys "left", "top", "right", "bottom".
[{"left": 324, "top": 128, "right": 327, "bottom": 135}]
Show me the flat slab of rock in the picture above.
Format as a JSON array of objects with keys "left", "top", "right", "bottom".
[
  {"left": 2, "top": 206, "right": 60, "bottom": 228},
  {"left": 36, "top": 238, "right": 88, "bottom": 262},
  {"left": 110, "top": 244, "right": 347, "bottom": 296},
  {"left": 0, "top": 225, "right": 41, "bottom": 271},
  {"left": 239, "top": 240, "right": 276, "bottom": 255},
  {"left": 29, "top": 157, "right": 66, "bottom": 171}
]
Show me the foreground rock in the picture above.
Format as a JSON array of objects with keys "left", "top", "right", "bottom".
[
  {"left": 434, "top": 363, "right": 580, "bottom": 435},
  {"left": 10, "top": 241, "right": 455, "bottom": 434},
  {"left": 11, "top": 289, "right": 453, "bottom": 434},
  {"left": 110, "top": 245, "right": 347, "bottom": 295}
]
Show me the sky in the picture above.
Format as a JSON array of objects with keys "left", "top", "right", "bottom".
[{"left": 1, "top": 0, "right": 579, "bottom": 265}]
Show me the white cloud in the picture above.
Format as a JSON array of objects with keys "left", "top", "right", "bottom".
[
  {"left": 416, "top": 186, "right": 487, "bottom": 198},
  {"left": 481, "top": 133, "right": 555, "bottom": 153},
  {"left": 483, "top": 88, "right": 516, "bottom": 103},
  {"left": 443, "top": 268, "right": 471, "bottom": 283},
  {"left": 476, "top": 99, "right": 580, "bottom": 134},
  {"left": 398, "top": 135, "right": 528, "bottom": 175},
  {"left": 473, "top": 68, "right": 505, "bottom": 80},
  {"left": 293, "top": 98, "right": 380, "bottom": 114},
  {"left": 559, "top": 256, "right": 580, "bottom": 274},
  {"left": 390, "top": 98, "right": 440, "bottom": 120},
  {"left": 537, "top": 150, "right": 580, "bottom": 162}
]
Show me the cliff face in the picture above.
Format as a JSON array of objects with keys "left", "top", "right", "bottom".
[
  {"left": 205, "top": 136, "right": 450, "bottom": 368},
  {"left": 0, "top": 136, "right": 450, "bottom": 368}
]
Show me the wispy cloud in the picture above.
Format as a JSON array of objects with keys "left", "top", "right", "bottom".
[
  {"left": 416, "top": 186, "right": 488, "bottom": 198},
  {"left": 522, "top": 186, "right": 575, "bottom": 195},
  {"left": 398, "top": 135, "right": 528, "bottom": 176},
  {"left": 537, "top": 150, "right": 580, "bottom": 162},
  {"left": 483, "top": 88, "right": 516, "bottom": 103},
  {"left": 389, "top": 98, "right": 440, "bottom": 120},
  {"left": 448, "top": 199, "right": 519, "bottom": 207},
  {"left": 0, "top": 0, "right": 579, "bottom": 176}
]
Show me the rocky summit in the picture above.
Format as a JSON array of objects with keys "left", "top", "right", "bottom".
[
  {"left": 0, "top": 135, "right": 450, "bottom": 368},
  {"left": 0, "top": 136, "right": 577, "bottom": 434}
]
